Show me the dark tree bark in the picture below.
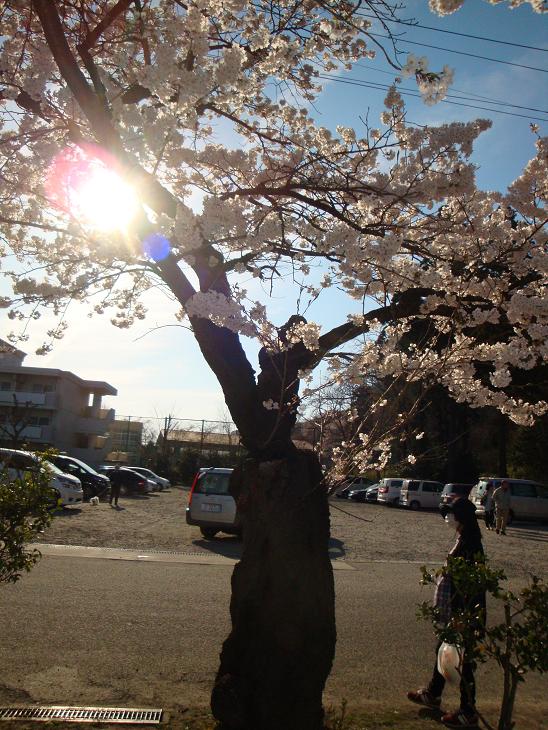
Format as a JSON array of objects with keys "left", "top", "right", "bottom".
[
  {"left": 498, "top": 412, "right": 508, "bottom": 477},
  {"left": 211, "top": 450, "right": 335, "bottom": 730}
]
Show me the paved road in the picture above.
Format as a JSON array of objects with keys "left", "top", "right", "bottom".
[{"left": 0, "top": 550, "right": 546, "bottom": 719}]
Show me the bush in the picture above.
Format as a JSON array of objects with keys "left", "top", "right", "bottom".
[
  {"left": 0, "top": 459, "right": 55, "bottom": 585},
  {"left": 419, "top": 559, "right": 548, "bottom": 730}
]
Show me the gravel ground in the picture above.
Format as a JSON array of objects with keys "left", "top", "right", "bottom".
[{"left": 35, "top": 487, "right": 548, "bottom": 578}]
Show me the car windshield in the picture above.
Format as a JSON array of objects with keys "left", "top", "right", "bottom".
[
  {"left": 44, "top": 460, "right": 65, "bottom": 475},
  {"left": 60, "top": 456, "right": 100, "bottom": 476},
  {"left": 135, "top": 468, "right": 154, "bottom": 477},
  {"left": 68, "top": 457, "right": 100, "bottom": 475}
]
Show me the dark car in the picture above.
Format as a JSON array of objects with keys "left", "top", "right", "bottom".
[
  {"left": 365, "top": 484, "right": 379, "bottom": 503},
  {"left": 348, "top": 488, "right": 370, "bottom": 503},
  {"left": 97, "top": 466, "right": 149, "bottom": 496},
  {"left": 51, "top": 454, "right": 111, "bottom": 500},
  {"left": 439, "top": 483, "right": 474, "bottom": 518}
]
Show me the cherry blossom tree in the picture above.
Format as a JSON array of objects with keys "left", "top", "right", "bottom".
[{"left": 0, "top": 1, "right": 546, "bottom": 728}]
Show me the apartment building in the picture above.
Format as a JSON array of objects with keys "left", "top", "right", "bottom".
[{"left": 0, "top": 339, "right": 117, "bottom": 465}]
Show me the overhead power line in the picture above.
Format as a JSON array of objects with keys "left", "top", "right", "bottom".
[
  {"left": 349, "top": 62, "right": 548, "bottom": 115},
  {"left": 356, "top": 12, "right": 548, "bottom": 53},
  {"left": 366, "top": 31, "right": 548, "bottom": 74},
  {"left": 317, "top": 74, "right": 548, "bottom": 123}
]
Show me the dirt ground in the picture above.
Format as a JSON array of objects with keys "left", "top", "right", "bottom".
[{"left": 35, "top": 486, "right": 548, "bottom": 578}]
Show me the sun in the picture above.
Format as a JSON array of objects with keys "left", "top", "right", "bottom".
[
  {"left": 47, "top": 145, "right": 139, "bottom": 232},
  {"left": 69, "top": 165, "right": 139, "bottom": 232}
]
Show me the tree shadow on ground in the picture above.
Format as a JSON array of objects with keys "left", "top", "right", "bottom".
[
  {"left": 193, "top": 535, "right": 243, "bottom": 558},
  {"left": 192, "top": 535, "right": 346, "bottom": 560},
  {"left": 505, "top": 523, "right": 548, "bottom": 543},
  {"left": 51, "top": 507, "right": 82, "bottom": 517}
]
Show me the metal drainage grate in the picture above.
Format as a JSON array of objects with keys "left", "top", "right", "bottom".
[{"left": 0, "top": 706, "right": 163, "bottom": 724}]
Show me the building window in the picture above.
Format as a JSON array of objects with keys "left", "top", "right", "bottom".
[
  {"left": 43, "top": 383, "right": 56, "bottom": 393},
  {"left": 31, "top": 384, "right": 44, "bottom": 393},
  {"left": 0, "top": 382, "right": 11, "bottom": 391},
  {"left": 28, "top": 416, "right": 50, "bottom": 426}
]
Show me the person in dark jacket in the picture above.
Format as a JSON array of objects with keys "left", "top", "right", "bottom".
[
  {"left": 407, "top": 498, "right": 485, "bottom": 728},
  {"left": 108, "top": 464, "right": 122, "bottom": 507}
]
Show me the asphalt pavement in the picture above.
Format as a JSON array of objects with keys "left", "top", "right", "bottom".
[{"left": 1, "top": 551, "right": 547, "bottom": 721}]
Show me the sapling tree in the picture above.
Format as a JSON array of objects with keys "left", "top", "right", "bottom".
[
  {"left": 419, "top": 561, "right": 548, "bottom": 730},
  {"left": 0, "top": 1, "right": 546, "bottom": 728}
]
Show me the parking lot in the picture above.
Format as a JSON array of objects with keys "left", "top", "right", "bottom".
[{"left": 35, "top": 487, "right": 548, "bottom": 578}]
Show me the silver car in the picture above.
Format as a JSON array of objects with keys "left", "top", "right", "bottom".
[
  {"left": 129, "top": 466, "right": 170, "bottom": 490},
  {"left": 186, "top": 467, "right": 240, "bottom": 539},
  {"left": 473, "top": 477, "right": 548, "bottom": 524}
]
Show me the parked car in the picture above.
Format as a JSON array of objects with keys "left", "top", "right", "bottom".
[
  {"left": 376, "top": 477, "right": 405, "bottom": 506},
  {"left": 335, "top": 477, "right": 372, "bottom": 499},
  {"left": 439, "top": 483, "right": 474, "bottom": 518},
  {"left": 97, "top": 466, "right": 149, "bottom": 496},
  {"left": 186, "top": 467, "right": 240, "bottom": 539},
  {"left": 0, "top": 448, "right": 83, "bottom": 507},
  {"left": 128, "top": 467, "right": 170, "bottom": 491},
  {"left": 348, "top": 488, "right": 369, "bottom": 502},
  {"left": 365, "top": 484, "right": 380, "bottom": 503},
  {"left": 399, "top": 479, "right": 444, "bottom": 510},
  {"left": 472, "top": 477, "right": 548, "bottom": 524},
  {"left": 50, "top": 454, "right": 111, "bottom": 500}
]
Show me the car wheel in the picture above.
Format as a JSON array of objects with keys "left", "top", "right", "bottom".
[
  {"left": 201, "top": 527, "right": 218, "bottom": 539},
  {"left": 410, "top": 500, "right": 420, "bottom": 511},
  {"left": 49, "top": 490, "right": 62, "bottom": 509},
  {"left": 392, "top": 498, "right": 400, "bottom": 507}
]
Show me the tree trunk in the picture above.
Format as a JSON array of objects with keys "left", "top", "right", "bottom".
[
  {"left": 498, "top": 413, "right": 508, "bottom": 477},
  {"left": 211, "top": 450, "right": 335, "bottom": 730}
]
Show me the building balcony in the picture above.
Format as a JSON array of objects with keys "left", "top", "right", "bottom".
[
  {"left": 0, "top": 425, "right": 54, "bottom": 442},
  {"left": 0, "top": 391, "right": 57, "bottom": 409},
  {"left": 0, "top": 391, "right": 44, "bottom": 406}
]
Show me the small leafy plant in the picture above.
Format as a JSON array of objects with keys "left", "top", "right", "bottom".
[
  {"left": 419, "top": 559, "right": 548, "bottom": 730},
  {"left": 0, "top": 455, "right": 56, "bottom": 585}
]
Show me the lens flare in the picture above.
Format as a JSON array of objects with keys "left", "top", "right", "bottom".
[
  {"left": 143, "top": 233, "right": 171, "bottom": 262},
  {"left": 46, "top": 144, "right": 138, "bottom": 232}
]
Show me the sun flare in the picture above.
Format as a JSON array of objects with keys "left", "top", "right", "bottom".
[
  {"left": 70, "top": 166, "right": 138, "bottom": 232},
  {"left": 47, "top": 145, "right": 139, "bottom": 232}
]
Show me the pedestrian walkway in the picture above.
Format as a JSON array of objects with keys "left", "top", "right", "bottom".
[{"left": 32, "top": 543, "right": 357, "bottom": 569}]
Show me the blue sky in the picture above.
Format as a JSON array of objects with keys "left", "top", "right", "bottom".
[{"left": 2, "top": 0, "right": 547, "bottom": 427}]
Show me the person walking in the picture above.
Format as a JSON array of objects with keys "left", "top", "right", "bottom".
[
  {"left": 109, "top": 464, "right": 122, "bottom": 508},
  {"left": 407, "top": 497, "right": 485, "bottom": 728},
  {"left": 482, "top": 483, "right": 495, "bottom": 530},
  {"left": 492, "top": 480, "right": 511, "bottom": 535}
]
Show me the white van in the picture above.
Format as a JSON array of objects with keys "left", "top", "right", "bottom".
[
  {"left": 399, "top": 479, "right": 444, "bottom": 510},
  {"left": 473, "top": 477, "right": 548, "bottom": 524},
  {"left": 0, "top": 448, "right": 83, "bottom": 507},
  {"left": 185, "top": 467, "right": 240, "bottom": 539},
  {"left": 376, "top": 477, "right": 405, "bottom": 506}
]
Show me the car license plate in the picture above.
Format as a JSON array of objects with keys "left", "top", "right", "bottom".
[{"left": 201, "top": 503, "right": 221, "bottom": 513}]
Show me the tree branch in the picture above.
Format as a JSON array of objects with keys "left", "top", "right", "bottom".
[{"left": 79, "top": 0, "right": 135, "bottom": 53}]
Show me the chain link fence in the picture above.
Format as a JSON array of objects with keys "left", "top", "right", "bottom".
[{"left": 108, "top": 415, "right": 246, "bottom": 484}]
